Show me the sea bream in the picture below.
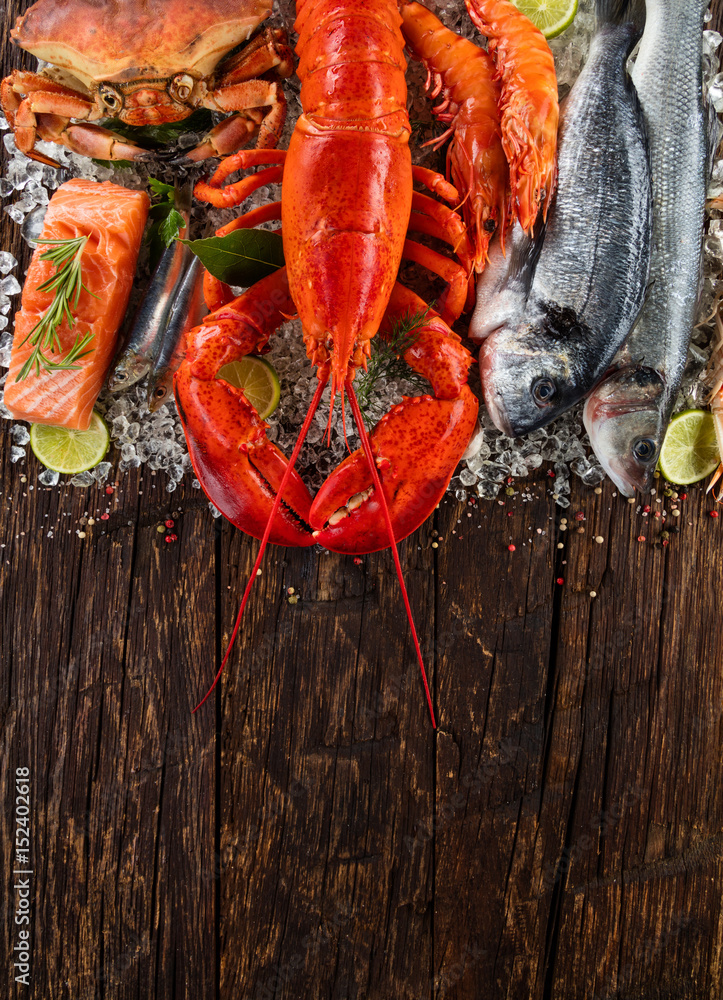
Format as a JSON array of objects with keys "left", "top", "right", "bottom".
[
  {"left": 472, "top": 0, "right": 652, "bottom": 436},
  {"left": 584, "top": 0, "right": 709, "bottom": 495}
]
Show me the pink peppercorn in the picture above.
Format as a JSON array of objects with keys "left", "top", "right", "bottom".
[
  {"left": 574, "top": 511, "right": 585, "bottom": 521},
  {"left": 100, "top": 513, "right": 109, "bottom": 521},
  {"left": 508, "top": 544, "right": 516, "bottom": 552},
  {"left": 105, "top": 486, "right": 114, "bottom": 495},
  {"left": 556, "top": 577, "right": 564, "bottom": 585},
  {"left": 165, "top": 533, "right": 178, "bottom": 543},
  {"left": 353, "top": 557, "right": 362, "bottom": 565},
  {"left": 680, "top": 493, "right": 687, "bottom": 500},
  {"left": 710, "top": 511, "right": 719, "bottom": 519},
  {"left": 637, "top": 535, "right": 645, "bottom": 542},
  {"left": 643, "top": 505, "right": 651, "bottom": 513},
  {"left": 165, "top": 519, "right": 174, "bottom": 528}
]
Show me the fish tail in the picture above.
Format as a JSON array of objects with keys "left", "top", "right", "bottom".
[{"left": 595, "top": 0, "right": 645, "bottom": 29}]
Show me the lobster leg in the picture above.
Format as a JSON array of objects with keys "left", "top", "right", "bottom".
[
  {"left": 411, "top": 192, "right": 473, "bottom": 263},
  {"left": 193, "top": 149, "right": 286, "bottom": 208},
  {"left": 174, "top": 268, "right": 315, "bottom": 547},
  {"left": 402, "top": 239, "right": 469, "bottom": 323},
  {"left": 412, "top": 165, "right": 459, "bottom": 203},
  {"left": 310, "top": 284, "right": 478, "bottom": 554}
]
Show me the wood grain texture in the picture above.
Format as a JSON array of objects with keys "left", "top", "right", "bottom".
[{"left": 1, "top": 2, "right": 723, "bottom": 998}]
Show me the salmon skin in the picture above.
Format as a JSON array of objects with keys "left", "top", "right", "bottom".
[{"left": 4, "top": 179, "right": 150, "bottom": 430}]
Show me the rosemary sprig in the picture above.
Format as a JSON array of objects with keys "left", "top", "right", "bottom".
[
  {"left": 355, "top": 308, "right": 432, "bottom": 426},
  {"left": 16, "top": 236, "right": 97, "bottom": 382}
]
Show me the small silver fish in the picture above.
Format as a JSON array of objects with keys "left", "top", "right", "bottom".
[
  {"left": 476, "top": 0, "right": 652, "bottom": 437},
  {"left": 107, "top": 180, "right": 192, "bottom": 392},
  {"left": 148, "top": 257, "right": 206, "bottom": 412},
  {"left": 584, "top": 0, "right": 709, "bottom": 495}
]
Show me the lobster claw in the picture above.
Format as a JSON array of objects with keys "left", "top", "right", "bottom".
[
  {"left": 174, "top": 269, "right": 315, "bottom": 547},
  {"left": 176, "top": 372, "right": 315, "bottom": 546},
  {"left": 310, "top": 387, "right": 478, "bottom": 553},
  {"left": 310, "top": 286, "right": 479, "bottom": 554}
]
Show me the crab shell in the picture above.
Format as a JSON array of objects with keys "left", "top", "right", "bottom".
[{"left": 10, "top": 0, "right": 274, "bottom": 89}]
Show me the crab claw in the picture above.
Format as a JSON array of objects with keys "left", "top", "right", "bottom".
[{"left": 310, "top": 388, "right": 478, "bottom": 554}]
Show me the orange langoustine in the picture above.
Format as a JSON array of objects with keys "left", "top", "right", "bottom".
[{"left": 464, "top": 0, "right": 559, "bottom": 232}]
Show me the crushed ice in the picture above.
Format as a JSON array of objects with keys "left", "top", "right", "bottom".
[{"left": 0, "top": 0, "right": 720, "bottom": 508}]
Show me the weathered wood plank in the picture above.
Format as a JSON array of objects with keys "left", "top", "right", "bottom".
[
  {"left": 217, "top": 529, "right": 436, "bottom": 999},
  {"left": 432, "top": 482, "right": 556, "bottom": 999},
  {"left": 1, "top": 1, "right": 723, "bottom": 998},
  {"left": 548, "top": 486, "right": 723, "bottom": 999}
]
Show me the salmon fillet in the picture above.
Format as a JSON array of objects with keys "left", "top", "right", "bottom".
[{"left": 4, "top": 179, "right": 150, "bottom": 430}]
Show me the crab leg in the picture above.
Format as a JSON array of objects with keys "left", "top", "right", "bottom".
[
  {"left": 190, "top": 80, "right": 288, "bottom": 160},
  {"left": 310, "top": 284, "right": 478, "bottom": 554},
  {"left": 1, "top": 69, "right": 146, "bottom": 162},
  {"left": 215, "top": 27, "right": 294, "bottom": 84},
  {"left": 193, "top": 149, "right": 286, "bottom": 207}
]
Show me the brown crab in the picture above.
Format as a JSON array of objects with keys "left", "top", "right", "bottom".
[{"left": 1, "top": 0, "right": 294, "bottom": 165}]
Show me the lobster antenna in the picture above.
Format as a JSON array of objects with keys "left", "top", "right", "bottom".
[
  {"left": 345, "top": 378, "right": 437, "bottom": 729},
  {"left": 192, "top": 375, "right": 329, "bottom": 713}
]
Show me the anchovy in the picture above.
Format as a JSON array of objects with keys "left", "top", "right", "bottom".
[
  {"left": 476, "top": 0, "right": 652, "bottom": 437},
  {"left": 107, "top": 180, "right": 192, "bottom": 392},
  {"left": 147, "top": 257, "right": 205, "bottom": 412},
  {"left": 584, "top": 0, "right": 709, "bottom": 495}
]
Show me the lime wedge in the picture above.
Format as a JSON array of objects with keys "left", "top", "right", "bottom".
[
  {"left": 658, "top": 410, "right": 720, "bottom": 485},
  {"left": 217, "top": 357, "right": 281, "bottom": 420},
  {"left": 30, "top": 411, "right": 110, "bottom": 475},
  {"left": 514, "top": 0, "right": 578, "bottom": 38}
]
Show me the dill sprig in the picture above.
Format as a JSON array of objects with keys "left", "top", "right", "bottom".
[
  {"left": 355, "top": 309, "right": 432, "bottom": 426},
  {"left": 16, "top": 236, "right": 97, "bottom": 382}
]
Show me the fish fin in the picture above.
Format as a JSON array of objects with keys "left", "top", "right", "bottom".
[
  {"left": 506, "top": 218, "right": 547, "bottom": 292},
  {"left": 596, "top": 0, "right": 645, "bottom": 29}
]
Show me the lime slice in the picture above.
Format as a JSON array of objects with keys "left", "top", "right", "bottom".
[
  {"left": 514, "top": 0, "right": 578, "bottom": 38},
  {"left": 30, "top": 411, "right": 110, "bottom": 475},
  {"left": 658, "top": 410, "right": 720, "bottom": 485},
  {"left": 217, "top": 357, "right": 281, "bottom": 420}
]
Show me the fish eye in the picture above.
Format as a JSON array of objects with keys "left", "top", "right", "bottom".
[
  {"left": 99, "top": 84, "right": 123, "bottom": 112},
  {"left": 154, "top": 386, "right": 167, "bottom": 399},
  {"left": 532, "top": 377, "right": 556, "bottom": 406},
  {"left": 170, "top": 74, "right": 194, "bottom": 102},
  {"left": 113, "top": 371, "right": 127, "bottom": 383},
  {"left": 632, "top": 437, "right": 656, "bottom": 462}
]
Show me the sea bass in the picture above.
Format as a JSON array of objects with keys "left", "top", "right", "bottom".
[
  {"left": 584, "top": 0, "right": 709, "bottom": 495},
  {"left": 474, "top": 0, "right": 652, "bottom": 436}
]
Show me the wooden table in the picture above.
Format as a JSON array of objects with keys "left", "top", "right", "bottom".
[{"left": 1, "top": 4, "right": 722, "bottom": 997}]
